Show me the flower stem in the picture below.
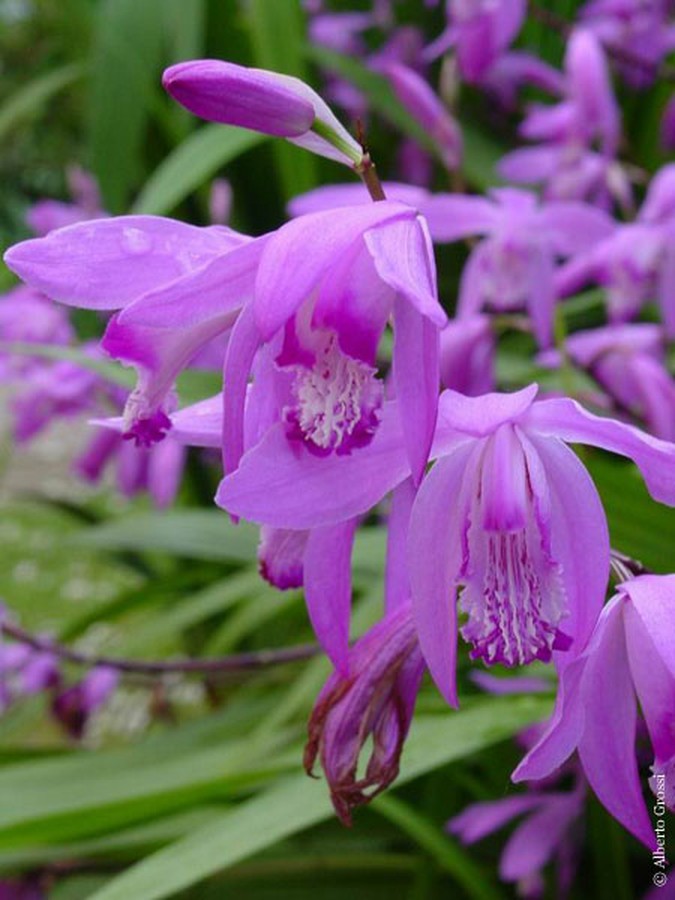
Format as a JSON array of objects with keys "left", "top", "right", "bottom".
[
  {"left": 354, "top": 152, "right": 387, "bottom": 202},
  {"left": 0, "top": 621, "right": 318, "bottom": 676}
]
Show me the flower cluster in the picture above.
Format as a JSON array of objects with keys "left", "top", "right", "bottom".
[{"left": 3, "top": 6, "right": 675, "bottom": 887}]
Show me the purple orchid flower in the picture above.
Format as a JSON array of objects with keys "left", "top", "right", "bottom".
[
  {"left": 540, "top": 324, "right": 675, "bottom": 441},
  {"left": 419, "top": 187, "right": 614, "bottom": 347},
  {"left": 305, "top": 477, "right": 424, "bottom": 822},
  {"left": 51, "top": 665, "right": 119, "bottom": 739},
  {"left": 439, "top": 315, "right": 495, "bottom": 396},
  {"left": 0, "top": 285, "right": 73, "bottom": 380},
  {"left": 556, "top": 162, "right": 675, "bottom": 335},
  {"left": 215, "top": 384, "right": 675, "bottom": 705},
  {"left": 26, "top": 166, "right": 106, "bottom": 237},
  {"left": 514, "top": 574, "right": 675, "bottom": 850},
  {"left": 213, "top": 201, "right": 444, "bottom": 668},
  {"left": 383, "top": 63, "right": 463, "bottom": 171},
  {"left": 449, "top": 780, "right": 585, "bottom": 897},
  {"left": 75, "top": 424, "right": 188, "bottom": 510},
  {"left": 305, "top": 600, "right": 425, "bottom": 824},
  {"left": 163, "top": 60, "right": 364, "bottom": 167},
  {"left": 425, "top": 0, "right": 526, "bottom": 81},
  {"left": 216, "top": 201, "right": 445, "bottom": 486},
  {"left": 580, "top": 0, "right": 675, "bottom": 88},
  {"left": 4, "top": 216, "right": 261, "bottom": 443},
  {"left": 498, "top": 29, "right": 630, "bottom": 209},
  {"left": 10, "top": 351, "right": 101, "bottom": 443}
]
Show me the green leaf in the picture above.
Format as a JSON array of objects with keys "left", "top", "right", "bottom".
[
  {"left": 87, "top": 695, "right": 550, "bottom": 900},
  {"left": 374, "top": 795, "right": 505, "bottom": 900},
  {"left": 583, "top": 453, "right": 675, "bottom": 573},
  {"left": 88, "top": 0, "right": 166, "bottom": 211},
  {"left": 132, "top": 125, "right": 266, "bottom": 216},
  {"left": 245, "top": 0, "right": 317, "bottom": 199},
  {"left": 0, "top": 63, "right": 85, "bottom": 144},
  {"left": 161, "top": 0, "right": 207, "bottom": 63},
  {"left": 71, "top": 510, "right": 259, "bottom": 562},
  {"left": 0, "top": 701, "right": 294, "bottom": 846}
]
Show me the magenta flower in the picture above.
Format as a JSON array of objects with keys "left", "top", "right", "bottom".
[
  {"left": 51, "top": 666, "right": 119, "bottom": 739},
  {"left": 0, "top": 285, "right": 73, "bottom": 380},
  {"left": 514, "top": 575, "right": 675, "bottom": 849},
  {"left": 407, "top": 388, "right": 675, "bottom": 706},
  {"left": 10, "top": 351, "right": 100, "bottom": 443},
  {"left": 499, "top": 29, "right": 628, "bottom": 208},
  {"left": 4, "top": 216, "right": 262, "bottom": 442},
  {"left": 217, "top": 385, "right": 675, "bottom": 706},
  {"left": 75, "top": 425, "right": 188, "bottom": 510},
  {"left": 305, "top": 600, "right": 425, "bottom": 825},
  {"left": 420, "top": 187, "right": 614, "bottom": 346},
  {"left": 163, "top": 60, "right": 363, "bottom": 166},
  {"left": 541, "top": 324, "right": 675, "bottom": 441},
  {"left": 218, "top": 201, "right": 445, "bottom": 488},
  {"left": 580, "top": 0, "right": 675, "bottom": 88},
  {"left": 26, "top": 167, "right": 105, "bottom": 236},
  {"left": 449, "top": 782, "right": 585, "bottom": 896},
  {"left": 555, "top": 162, "right": 675, "bottom": 335},
  {"left": 425, "top": 0, "right": 526, "bottom": 81},
  {"left": 439, "top": 315, "right": 495, "bottom": 396}
]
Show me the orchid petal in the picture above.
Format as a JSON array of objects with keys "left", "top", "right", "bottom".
[
  {"left": 4, "top": 217, "right": 239, "bottom": 310},
  {"left": 222, "top": 302, "right": 261, "bottom": 475},
  {"left": 577, "top": 597, "right": 656, "bottom": 849},
  {"left": 657, "top": 236, "right": 675, "bottom": 339},
  {"left": 623, "top": 576, "right": 675, "bottom": 762},
  {"left": 146, "top": 438, "right": 186, "bottom": 509},
  {"left": 254, "top": 202, "right": 415, "bottom": 340},
  {"left": 304, "top": 519, "right": 357, "bottom": 675},
  {"left": 526, "top": 245, "right": 556, "bottom": 349},
  {"left": 456, "top": 241, "right": 490, "bottom": 319},
  {"left": 116, "top": 235, "right": 264, "bottom": 328},
  {"left": 525, "top": 397, "right": 675, "bottom": 505},
  {"left": 384, "top": 63, "right": 462, "bottom": 169},
  {"left": 622, "top": 575, "right": 675, "bottom": 678},
  {"left": 512, "top": 653, "right": 587, "bottom": 782},
  {"left": 448, "top": 794, "right": 546, "bottom": 844},
  {"left": 539, "top": 202, "right": 615, "bottom": 256},
  {"left": 364, "top": 214, "right": 445, "bottom": 326},
  {"left": 287, "top": 182, "right": 431, "bottom": 217},
  {"left": 216, "top": 402, "right": 410, "bottom": 528},
  {"left": 162, "top": 60, "right": 316, "bottom": 136},
  {"left": 170, "top": 396, "right": 222, "bottom": 448},
  {"left": 437, "top": 385, "right": 538, "bottom": 439},
  {"left": 500, "top": 793, "right": 581, "bottom": 881},
  {"left": 497, "top": 146, "right": 560, "bottom": 183},
  {"left": 408, "top": 443, "right": 476, "bottom": 707},
  {"left": 393, "top": 296, "right": 440, "bottom": 484},
  {"left": 385, "top": 476, "right": 416, "bottom": 614},
  {"left": 526, "top": 434, "right": 609, "bottom": 658},
  {"left": 419, "top": 195, "right": 499, "bottom": 243},
  {"left": 258, "top": 526, "right": 308, "bottom": 590}
]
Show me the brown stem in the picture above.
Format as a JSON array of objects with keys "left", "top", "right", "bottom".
[
  {"left": 0, "top": 621, "right": 319, "bottom": 676},
  {"left": 355, "top": 152, "right": 387, "bottom": 202}
]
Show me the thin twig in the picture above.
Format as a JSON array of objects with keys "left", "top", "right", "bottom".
[{"left": 0, "top": 621, "right": 319, "bottom": 676}]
